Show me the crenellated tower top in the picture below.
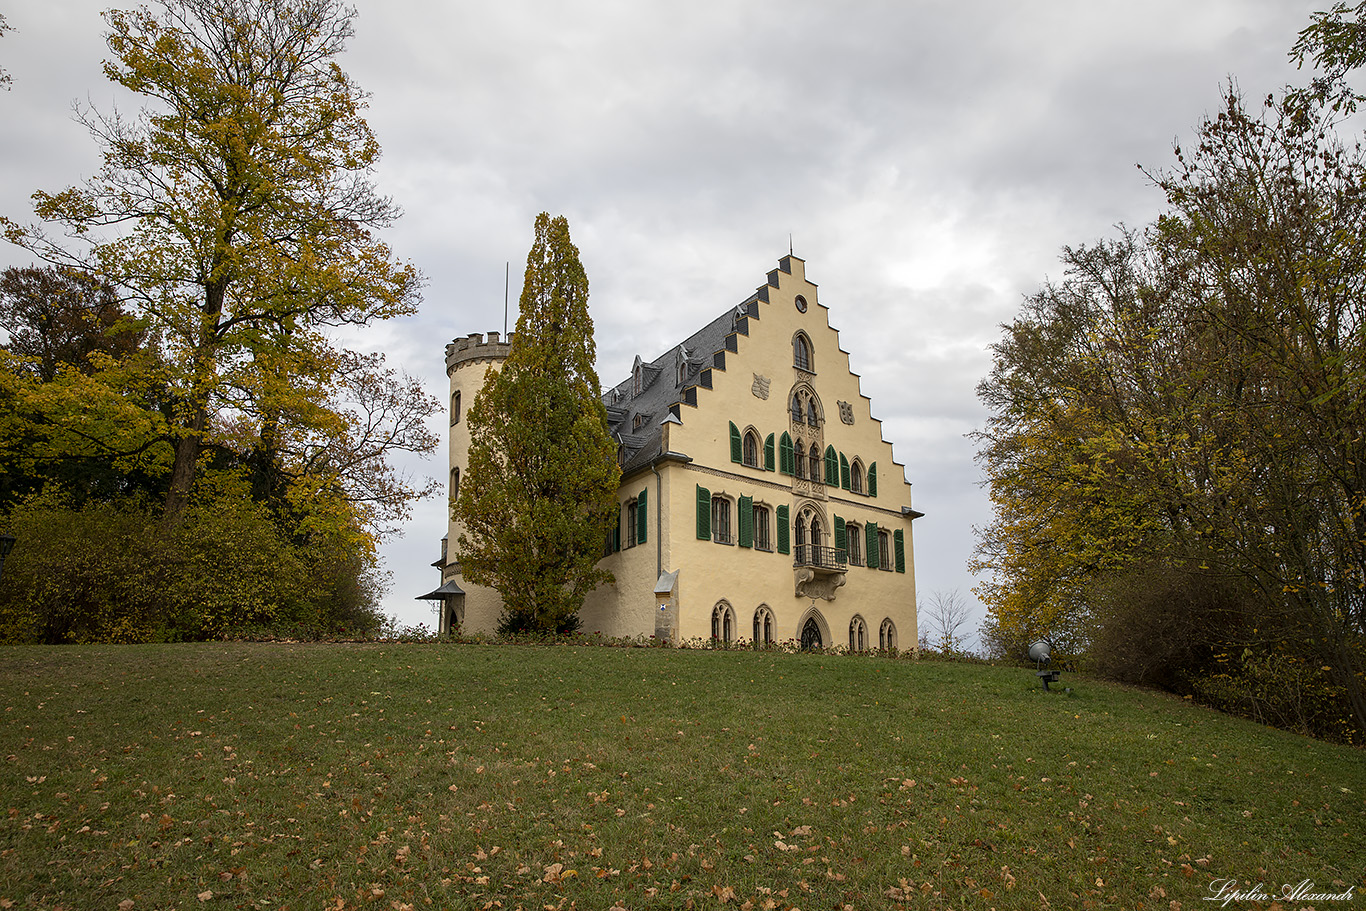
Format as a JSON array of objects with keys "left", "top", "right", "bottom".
[{"left": 446, "top": 331, "right": 514, "bottom": 376}]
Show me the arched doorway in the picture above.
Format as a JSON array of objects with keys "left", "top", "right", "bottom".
[{"left": 800, "top": 617, "right": 822, "bottom": 651}]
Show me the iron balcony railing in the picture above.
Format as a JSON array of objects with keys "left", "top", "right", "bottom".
[{"left": 793, "top": 544, "right": 847, "bottom": 570}]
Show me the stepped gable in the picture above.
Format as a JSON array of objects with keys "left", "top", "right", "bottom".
[{"left": 604, "top": 298, "right": 759, "bottom": 476}]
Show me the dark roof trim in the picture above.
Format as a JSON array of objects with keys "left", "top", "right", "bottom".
[{"left": 416, "top": 579, "right": 465, "bottom": 600}]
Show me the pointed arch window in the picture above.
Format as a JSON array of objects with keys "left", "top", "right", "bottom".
[
  {"left": 794, "top": 437, "right": 806, "bottom": 479},
  {"left": 880, "top": 618, "right": 897, "bottom": 651},
  {"left": 743, "top": 430, "right": 760, "bottom": 468},
  {"left": 849, "top": 616, "right": 867, "bottom": 652},
  {"left": 712, "top": 602, "right": 736, "bottom": 643},
  {"left": 807, "top": 397, "right": 819, "bottom": 427},
  {"left": 754, "top": 606, "right": 775, "bottom": 646},
  {"left": 450, "top": 466, "right": 459, "bottom": 501},
  {"left": 800, "top": 617, "right": 822, "bottom": 650},
  {"left": 451, "top": 391, "right": 461, "bottom": 425},
  {"left": 793, "top": 333, "right": 813, "bottom": 372},
  {"left": 850, "top": 459, "right": 864, "bottom": 494},
  {"left": 878, "top": 528, "right": 892, "bottom": 571},
  {"left": 809, "top": 443, "right": 822, "bottom": 483},
  {"left": 791, "top": 392, "right": 804, "bottom": 423}
]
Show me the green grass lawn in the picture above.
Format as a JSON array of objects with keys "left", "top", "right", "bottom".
[{"left": 1, "top": 643, "right": 1362, "bottom": 910}]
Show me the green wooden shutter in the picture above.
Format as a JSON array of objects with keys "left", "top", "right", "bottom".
[
  {"left": 729, "top": 422, "right": 742, "bottom": 463},
  {"left": 637, "top": 489, "right": 648, "bottom": 544},
  {"left": 738, "top": 495, "right": 753, "bottom": 547},
  {"left": 776, "top": 505, "right": 790, "bottom": 554},
  {"left": 865, "top": 521, "right": 879, "bottom": 569},
  {"left": 779, "top": 432, "right": 794, "bottom": 475},
  {"left": 764, "top": 433, "right": 776, "bottom": 471},
  {"left": 868, "top": 462, "right": 877, "bottom": 497},
  {"left": 840, "top": 453, "right": 850, "bottom": 490},
  {"left": 894, "top": 529, "right": 905, "bottom": 573},
  {"left": 833, "top": 513, "right": 845, "bottom": 552},
  {"left": 824, "top": 446, "right": 838, "bottom": 485},
  {"left": 696, "top": 485, "right": 711, "bottom": 539}
]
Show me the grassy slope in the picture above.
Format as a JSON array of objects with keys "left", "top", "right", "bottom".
[{"left": 0, "top": 643, "right": 1361, "bottom": 910}]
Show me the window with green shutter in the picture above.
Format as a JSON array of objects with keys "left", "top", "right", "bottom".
[
  {"left": 894, "top": 529, "right": 905, "bottom": 573},
  {"left": 776, "top": 504, "right": 790, "bottom": 554},
  {"left": 637, "top": 489, "right": 648, "bottom": 544},
  {"left": 696, "top": 485, "right": 711, "bottom": 539},
  {"left": 729, "top": 422, "right": 742, "bottom": 463},
  {"left": 865, "top": 522, "right": 879, "bottom": 569},
  {"left": 833, "top": 513, "right": 846, "bottom": 552},
  {"left": 779, "top": 433, "right": 794, "bottom": 475},
  {"left": 764, "top": 433, "right": 776, "bottom": 471},
  {"left": 868, "top": 462, "right": 877, "bottom": 497},
  {"left": 738, "top": 495, "right": 753, "bottom": 547},
  {"left": 839, "top": 453, "right": 850, "bottom": 490},
  {"left": 824, "top": 446, "right": 838, "bottom": 485}
]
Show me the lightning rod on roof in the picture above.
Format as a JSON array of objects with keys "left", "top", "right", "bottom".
[{"left": 504, "top": 261, "right": 509, "bottom": 338}]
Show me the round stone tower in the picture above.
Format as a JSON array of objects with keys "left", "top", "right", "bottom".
[{"left": 432, "top": 331, "right": 513, "bottom": 635}]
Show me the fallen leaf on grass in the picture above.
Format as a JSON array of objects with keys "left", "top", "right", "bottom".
[{"left": 196, "top": 891, "right": 212, "bottom": 902}]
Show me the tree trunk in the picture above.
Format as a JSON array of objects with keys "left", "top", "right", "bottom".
[{"left": 162, "top": 401, "right": 208, "bottom": 528}]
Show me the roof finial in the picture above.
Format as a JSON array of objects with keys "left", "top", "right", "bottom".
[{"left": 789, "top": 233, "right": 793, "bottom": 256}]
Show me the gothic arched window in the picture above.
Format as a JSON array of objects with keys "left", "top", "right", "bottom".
[{"left": 793, "top": 333, "right": 813, "bottom": 371}]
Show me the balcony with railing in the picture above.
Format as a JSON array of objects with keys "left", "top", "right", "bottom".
[{"left": 793, "top": 544, "right": 846, "bottom": 571}]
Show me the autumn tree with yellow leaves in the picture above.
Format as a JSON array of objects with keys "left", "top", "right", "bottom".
[
  {"left": 0, "top": 0, "right": 436, "bottom": 640},
  {"left": 975, "top": 6, "right": 1366, "bottom": 740}
]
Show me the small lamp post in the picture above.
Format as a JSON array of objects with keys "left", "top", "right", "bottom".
[{"left": 0, "top": 533, "right": 15, "bottom": 582}]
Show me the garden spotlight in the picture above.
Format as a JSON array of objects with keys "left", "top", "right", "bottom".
[{"left": 1029, "top": 639, "right": 1061, "bottom": 691}]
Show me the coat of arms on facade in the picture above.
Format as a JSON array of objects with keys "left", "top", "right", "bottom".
[
  {"left": 752, "top": 374, "right": 771, "bottom": 400},
  {"left": 838, "top": 401, "right": 855, "bottom": 424}
]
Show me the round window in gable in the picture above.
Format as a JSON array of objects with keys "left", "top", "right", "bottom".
[{"left": 795, "top": 295, "right": 808, "bottom": 313}]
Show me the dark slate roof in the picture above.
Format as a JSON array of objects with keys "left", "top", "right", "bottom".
[{"left": 603, "top": 297, "right": 761, "bottom": 476}]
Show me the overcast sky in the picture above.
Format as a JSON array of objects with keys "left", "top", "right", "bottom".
[{"left": 0, "top": 1, "right": 1329, "bottom": 640}]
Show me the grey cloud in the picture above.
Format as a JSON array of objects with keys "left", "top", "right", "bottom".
[{"left": 1, "top": 0, "right": 1330, "bottom": 637}]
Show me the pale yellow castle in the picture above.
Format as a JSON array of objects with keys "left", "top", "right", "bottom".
[{"left": 423, "top": 255, "right": 921, "bottom": 649}]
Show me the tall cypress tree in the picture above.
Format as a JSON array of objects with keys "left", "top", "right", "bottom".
[{"left": 454, "top": 213, "right": 620, "bottom": 634}]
